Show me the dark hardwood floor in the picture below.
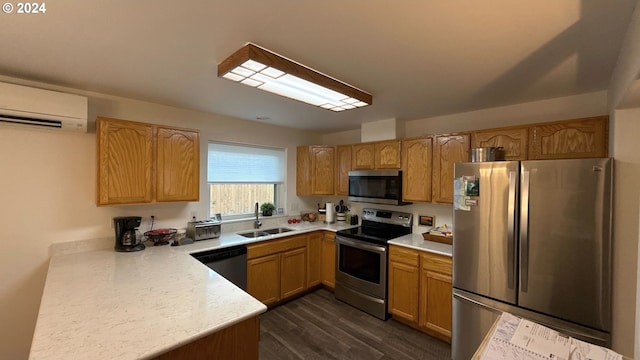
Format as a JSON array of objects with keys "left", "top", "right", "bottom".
[{"left": 259, "top": 289, "right": 452, "bottom": 360}]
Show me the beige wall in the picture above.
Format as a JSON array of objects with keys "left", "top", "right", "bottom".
[{"left": 0, "top": 78, "right": 321, "bottom": 360}]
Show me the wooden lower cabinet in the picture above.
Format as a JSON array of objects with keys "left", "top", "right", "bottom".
[
  {"left": 307, "top": 232, "right": 322, "bottom": 287},
  {"left": 388, "top": 245, "right": 452, "bottom": 343},
  {"left": 388, "top": 260, "right": 420, "bottom": 324},
  {"left": 247, "top": 254, "right": 281, "bottom": 305},
  {"left": 152, "top": 316, "right": 259, "bottom": 360},
  {"left": 281, "top": 247, "right": 307, "bottom": 299},
  {"left": 320, "top": 231, "right": 336, "bottom": 289},
  {"left": 419, "top": 251, "right": 453, "bottom": 342},
  {"left": 246, "top": 234, "right": 310, "bottom": 305}
]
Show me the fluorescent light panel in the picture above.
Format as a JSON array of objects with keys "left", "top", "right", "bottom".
[{"left": 218, "top": 43, "right": 372, "bottom": 111}]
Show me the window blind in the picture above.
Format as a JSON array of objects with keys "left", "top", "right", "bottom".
[{"left": 207, "top": 142, "right": 285, "bottom": 183}]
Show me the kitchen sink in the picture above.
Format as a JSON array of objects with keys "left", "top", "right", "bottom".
[
  {"left": 261, "top": 227, "right": 293, "bottom": 235},
  {"left": 237, "top": 227, "right": 293, "bottom": 238}
]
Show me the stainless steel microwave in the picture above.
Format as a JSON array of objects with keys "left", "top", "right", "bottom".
[{"left": 348, "top": 170, "right": 410, "bottom": 205}]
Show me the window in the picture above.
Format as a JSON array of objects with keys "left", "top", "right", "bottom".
[{"left": 208, "top": 142, "right": 285, "bottom": 219}]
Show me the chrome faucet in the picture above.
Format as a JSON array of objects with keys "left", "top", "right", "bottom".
[{"left": 254, "top": 202, "right": 262, "bottom": 229}]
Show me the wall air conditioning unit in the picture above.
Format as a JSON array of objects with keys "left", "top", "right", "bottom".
[{"left": 0, "top": 81, "right": 88, "bottom": 132}]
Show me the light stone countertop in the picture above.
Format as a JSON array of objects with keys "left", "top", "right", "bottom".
[
  {"left": 29, "top": 221, "right": 356, "bottom": 360},
  {"left": 388, "top": 233, "right": 453, "bottom": 256}
]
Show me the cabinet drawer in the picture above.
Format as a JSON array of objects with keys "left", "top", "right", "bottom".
[
  {"left": 247, "top": 235, "right": 307, "bottom": 259},
  {"left": 421, "top": 252, "right": 452, "bottom": 275},
  {"left": 390, "top": 245, "right": 419, "bottom": 267}
]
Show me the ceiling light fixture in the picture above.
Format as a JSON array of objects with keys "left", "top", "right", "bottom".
[{"left": 218, "top": 43, "right": 372, "bottom": 112}]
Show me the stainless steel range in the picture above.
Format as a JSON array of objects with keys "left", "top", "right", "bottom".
[{"left": 335, "top": 208, "right": 412, "bottom": 320}]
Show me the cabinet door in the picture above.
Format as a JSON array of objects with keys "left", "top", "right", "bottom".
[
  {"left": 156, "top": 127, "right": 200, "bottom": 202},
  {"left": 389, "top": 260, "right": 420, "bottom": 324},
  {"left": 402, "top": 137, "right": 433, "bottom": 202},
  {"left": 281, "top": 247, "right": 307, "bottom": 299},
  {"left": 296, "top": 146, "right": 312, "bottom": 196},
  {"left": 432, "top": 134, "right": 470, "bottom": 203},
  {"left": 335, "top": 145, "right": 352, "bottom": 196},
  {"left": 471, "top": 127, "right": 528, "bottom": 160},
  {"left": 529, "top": 116, "right": 608, "bottom": 159},
  {"left": 375, "top": 140, "right": 402, "bottom": 169},
  {"left": 310, "top": 146, "right": 335, "bottom": 195},
  {"left": 97, "top": 117, "right": 154, "bottom": 205},
  {"left": 419, "top": 252, "right": 452, "bottom": 343},
  {"left": 420, "top": 269, "right": 452, "bottom": 342},
  {"left": 321, "top": 232, "right": 336, "bottom": 289},
  {"left": 307, "top": 232, "right": 322, "bottom": 288},
  {"left": 247, "top": 254, "right": 281, "bottom": 305},
  {"left": 352, "top": 143, "right": 375, "bottom": 170}
]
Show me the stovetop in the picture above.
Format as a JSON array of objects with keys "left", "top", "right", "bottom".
[{"left": 336, "top": 208, "right": 412, "bottom": 245}]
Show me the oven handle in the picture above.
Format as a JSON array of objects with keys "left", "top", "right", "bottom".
[{"left": 335, "top": 236, "right": 387, "bottom": 253}]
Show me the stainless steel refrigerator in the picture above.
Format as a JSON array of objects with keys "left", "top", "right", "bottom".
[{"left": 452, "top": 158, "right": 613, "bottom": 360}]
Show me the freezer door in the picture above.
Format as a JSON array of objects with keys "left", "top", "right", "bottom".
[
  {"left": 519, "top": 158, "right": 612, "bottom": 331},
  {"left": 453, "top": 161, "right": 519, "bottom": 304}
]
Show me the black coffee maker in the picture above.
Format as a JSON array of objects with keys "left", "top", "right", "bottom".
[{"left": 114, "top": 216, "right": 145, "bottom": 252}]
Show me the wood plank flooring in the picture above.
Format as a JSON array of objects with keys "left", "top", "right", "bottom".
[{"left": 259, "top": 289, "right": 451, "bottom": 360}]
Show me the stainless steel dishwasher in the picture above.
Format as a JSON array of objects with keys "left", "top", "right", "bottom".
[{"left": 191, "top": 245, "right": 247, "bottom": 290}]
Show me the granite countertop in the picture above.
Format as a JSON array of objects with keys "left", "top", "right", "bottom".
[
  {"left": 28, "top": 221, "right": 356, "bottom": 360},
  {"left": 388, "top": 233, "right": 453, "bottom": 256}
]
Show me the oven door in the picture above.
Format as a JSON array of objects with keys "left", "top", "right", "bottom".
[{"left": 335, "top": 235, "right": 387, "bottom": 299}]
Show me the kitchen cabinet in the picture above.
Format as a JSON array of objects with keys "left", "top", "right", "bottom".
[
  {"left": 155, "top": 127, "right": 199, "bottom": 202},
  {"left": 335, "top": 145, "right": 352, "bottom": 196},
  {"left": 471, "top": 126, "right": 528, "bottom": 160},
  {"left": 321, "top": 231, "right": 336, "bottom": 289},
  {"left": 419, "top": 251, "right": 452, "bottom": 343},
  {"left": 307, "top": 231, "right": 322, "bottom": 288},
  {"left": 388, "top": 245, "right": 452, "bottom": 343},
  {"left": 432, "top": 133, "right": 470, "bottom": 204},
  {"left": 281, "top": 247, "right": 307, "bottom": 299},
  {"left": 152, "top": 316, "right": 259, "bottom": 360},
  {"left": 388, "top": 246, "right": 420, "bottom": 324},
  {"left": 246, "top": 235, "right": 308, "bottom": 305},
  {"left": 352, "top": 142, "right": 375, "bottom": 169},
  {"left": 529, "top": 116, "right": 608, "bottom": 159},
  {"left": 375, "top": 140, "right": 402, "bottom": 169},
  {"left": 247, "top": 254, "right": 280, "bottom": 305},
  {"left": 296, "top": 145, "right": 335, "bottom": 196},
  {"left": 96, "top": 117, "right": 200, "bottom": 206},
  {"left": 402, "top": 136, "right": 433, "bottom": 202},
  {"left": 352, "top": 140, "right": 401, "bottom": 170}
]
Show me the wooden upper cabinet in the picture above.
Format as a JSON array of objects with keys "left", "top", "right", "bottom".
[
  {"left": 529, "top": 116, "right": 609, "bottom": 159},
  {"left": 402, "top": 137, "right": 433, "bottom": 202},
  {"left": 432, "top": 133, "right": 470, "bottom": 204},
  {"left": 352, "top": 140, "right": 401, "bottom": 170},
  {"left": 296, "top": 146, "right": 335, "bottom": 196},
  {"left": 156, "top": 127, "right": 200, "bottom": 202},
  {"left": 97, "top": 117, "right": 200, "bottom": 205},
  {"left": 471, "top": 126, "right": 528, "bottom": 160},
  {"left": 375, "top": 140, "right": 402, "bottom": 169},
  {"left": 97, "top": 118, "right": 154, "bottom": 205},
  {"left": 352, "top": 143, "right": 375, "bottom": 170},
  {"left": 335, "top": 145, "right": 352, "bottom": 196}
]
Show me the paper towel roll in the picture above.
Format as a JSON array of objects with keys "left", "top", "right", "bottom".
[{"left": 325, "top": 202, "right": 335, "bottom": 223}]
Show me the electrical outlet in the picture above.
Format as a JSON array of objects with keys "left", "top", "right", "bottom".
[{"left": 190, "top": 211, "right": 197, "bottom": 221}]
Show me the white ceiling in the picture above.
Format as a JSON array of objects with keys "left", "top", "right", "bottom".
[{"left": 0, "top": 0, "right": 636, "bottom": 133}]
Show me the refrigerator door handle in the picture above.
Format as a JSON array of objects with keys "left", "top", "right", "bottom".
[
  {"left": 507, "top": 171, "right": 517, "bottom": 290},
  {"left": 520, "top": 170, "right": 530, "bottom": 292}
]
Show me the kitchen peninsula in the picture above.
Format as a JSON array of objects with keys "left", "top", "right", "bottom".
[{"left": 28, "top": 222, "right": 357, "bottom": 360}]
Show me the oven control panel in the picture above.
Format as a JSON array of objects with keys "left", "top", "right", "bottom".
[{"left": 362, "top": 208, "right": 412, "bottom": 227}]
